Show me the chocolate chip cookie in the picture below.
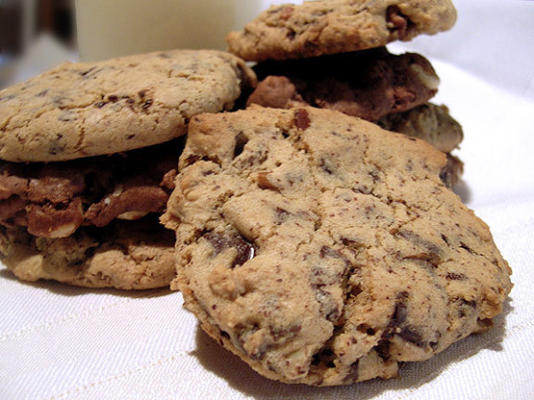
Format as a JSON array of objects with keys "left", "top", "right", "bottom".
[
  {"left": 0, "top": 217, "right": 175, "bottom": 290},
  {"left": 248, "top": 48, "right": 440, "bottom": 122},
  {"left": 162, "top": 107, "right": 512, "bottom": 385},
  {"left": 246, "top": 47, "right": 463, "bottom": 184},
  {"left": 0, "top": 49, "right": 256, "bottom": 289},
  {"left": 0, "top": 140, "right": 180, "bottom": 289},
  {"left": 227, "top": 0, "right": 457, "bottom": 61},
  {"left": 0, "top": 49, "right": 256, "bottom": 162}
]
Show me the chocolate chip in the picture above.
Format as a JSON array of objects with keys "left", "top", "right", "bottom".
[
  {"left": 203, "top": 231, "right": 255, "bottom": 267},
  {"left": 233, "top": 239, "right": 255, "bottom": 267},
  {"left": 446, "top": 272, "right": 466, "bottom": 280},
  {"left": 461, "top": 298, "right": 477, "bottom": 308},
  {"left": 341, "top": 237, "right": 364, "bottom": 249},
  {"left": 142, "top": 99, "right": 153, "bottom": 110},
  {"left": 294, "top": 109, "right": 310, "bottom": 130},
  {"left": 369, "top": 169, "right": 380, "bottom": 183},
  {"left": 375, "top": 340, "right": 391, "bottom": 360},
  {"left": 439, "top": 167, "right": 451, "bottom": 186},
  {"left": 319, "top": 158, "right": 333, "bottom": 174},
  {"left": 287, "top": 29, "right": 296, "bottom": 40},
  {"left": 80, "top": 67, "right": 96, "bottom": 77},
  {"left": 269, "top": 324, "right": 301, "bottom": 342},
  {"left": 399, "top": 326, "right": 424, "bottom": 347},
  {"left": 108, "top": 95, "right": 119, "bottom": 102},
  {"left": 48, "top": 143, "right": 65, "bottom": 155},
  {"left": 0, "top": 94, "right": 16, "bottom": 101},
  {"left": 357, "top": 324, "right": 376, "bottom": 335},
  {"left": 257, "top": 172, "right": 280, "bottom": 191},
  {"left": 84, "top": 247, "right": 96, "bottom": 258},
  {"left": 348, "top": 284, "right": 362, "bottom": 298},
  {"left": 398, "top": 230, "right": 442, "bottom": 259},
  {"left": 459, "top": 242, "right": 474, "bottom": 254},
  {"left": 320, "top": 246, "right": 342, "bottom": 259},
  {"left": 233, "top": 132, "right": 249, "bottom": 158},
  {"left": 403, "top": 252, "right": 441, "bottom": 268},
  {"left": 390, "top": 291, "right": 409, "bottom": 327},
  {"left": 311, "top": 347, "right": 335, "bottom": 367},
  {"left": 275, "top": 207, "right": 290, "bottom": 224},
  {"left": 343, "top": 360, "right": 359, "bottom": 383},
  {"left": 478, "top": 318, "right": 493, "bottom": 329}
]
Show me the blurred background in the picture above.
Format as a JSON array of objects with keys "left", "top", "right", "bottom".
[
  {"left": 0, "top": 0, "right": 76, "bottom": 88},
  {"left": 0, "top": 0, "right": 304, "bottom": 89}
]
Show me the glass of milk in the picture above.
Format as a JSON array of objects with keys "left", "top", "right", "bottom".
[{"left": 75, "top": 0, "right": 275, "bottom": 61}]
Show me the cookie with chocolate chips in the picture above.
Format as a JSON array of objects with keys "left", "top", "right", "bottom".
[
  {"left": 226, "top": 0, "right": 457, "bottom": 62},
  {"left": 162, "top": 107, "right": 511, "bottom": 385},
  {"left": 248, "top": 48, "right": 440, "bottom": 122},
  {"left": 0, "top": 217, "right": 176, "bottom": 290},
  {"left": 0, "top": 50, "right": 256, "bottom": 289},
  {"left": 247, "top": 47, "right": 464, "bottom": 169},
  {"left": 0, "top": 49, "right": 255, "bottom": 162}
]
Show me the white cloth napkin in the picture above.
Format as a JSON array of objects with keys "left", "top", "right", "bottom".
[{"left": 1, "top": 1, "right": 534, "bottom": 399}]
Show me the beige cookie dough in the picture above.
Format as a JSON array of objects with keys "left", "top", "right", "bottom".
[
  {"left": 0, "top": 50, "right": 256, "bottom": 162},
  {"left": 0, "top": 218, "right": 175, "bottom": 290},
  {"left": 163, "top": 107, "right": 511, "bottom": 385},
  {"left": 227, "top": 0, "right": 457, "bottom": 61}
]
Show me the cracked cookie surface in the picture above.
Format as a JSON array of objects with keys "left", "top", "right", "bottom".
[
  {"left": 226, "top": 0, "right": 457, "bottom": 61},
  {"left": 0, "top": 50, "right": 256, "bottom": 162},
  {"left": 163, "top": 107, "right": 511, "bottom": 385}
]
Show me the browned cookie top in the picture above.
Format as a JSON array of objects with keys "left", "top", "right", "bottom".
[
  {"left": 227, "top": 0, "right": 457, "bottom": 61},
  {"left": 0, "top": 50, "right": 256, "bottom": 162},
  {"left": 163, "top": 107, "right": 511, "bottom": 386}
]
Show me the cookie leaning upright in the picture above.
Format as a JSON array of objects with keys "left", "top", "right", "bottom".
[
  {"left": 162, "top": 106, "right": 512, "bottom": 385},
  {"left": 226, "top": 0, "right": 457, "bottom": 61},
  {"left": 0, "top": 50, "right": 256, "bottom": 290},
  {"left": 0, "top": 49, "right": 256, "bottom": 162}
]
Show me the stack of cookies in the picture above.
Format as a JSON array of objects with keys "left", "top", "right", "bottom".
[
  {"left": 230, "top": 0, "right": 464, "bottom": 186},
  {"left": 0, "top": 50, "right": 255, "bottom": 289},
  {"left": 163, "top": 0, "right": 512, "bottom": 386},
  {"left": 0, "top": 0, "right": 512, "bottom": 389}
]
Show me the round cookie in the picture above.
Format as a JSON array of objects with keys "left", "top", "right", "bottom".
[
  {"left": 0, "top": 50, "right": 256, "bottom": 162},
  {"left": 226, "top": 0, "right": 457, "bottom": 61},
  {"left": 0, "top": 217, "right": 175, "bottom": 290},
  {"left": 247, "top": 48, "right": 440, "bottom": 122},
  {"left": 163, "top": 107, "right": 512, "bottom": 385}
]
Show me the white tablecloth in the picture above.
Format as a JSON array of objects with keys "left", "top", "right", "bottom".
[{"left": 1, "top": 1, "right": 534, "bottom": 399}]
